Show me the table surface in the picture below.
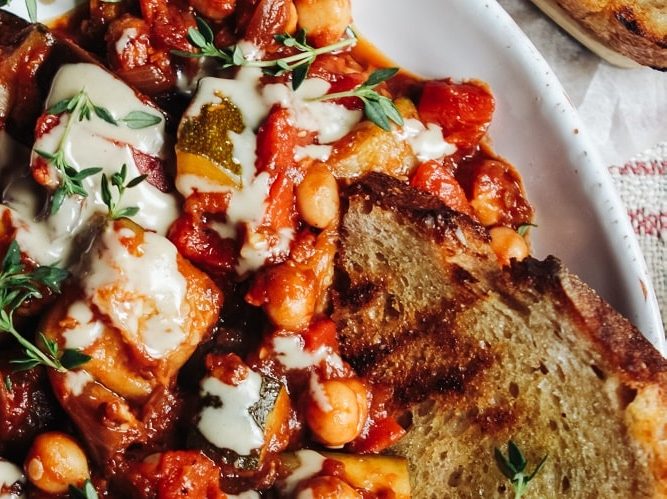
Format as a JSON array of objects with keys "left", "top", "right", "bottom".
[{"left": 498, "top": 0, "right": 667, "bottom": 331}]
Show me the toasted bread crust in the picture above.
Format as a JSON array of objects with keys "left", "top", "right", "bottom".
[
  {"left": 556, "top": 0, "right": 667, "bottom": 69},
  {"left": 334, "top": 173, "right": 667, "bottom": 497}
]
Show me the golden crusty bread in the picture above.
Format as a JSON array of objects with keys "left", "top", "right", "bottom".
[
  {"left": 546, "top": 0, "right": 667, "bottom": 69},
  {"left": 332, "top": 172, "right": 667, "bottom": 497}
]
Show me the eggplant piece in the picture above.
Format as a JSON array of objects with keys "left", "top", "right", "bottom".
[
  {"left": 41, "top": 220, "right": 223, "bottom": 467},
  {"left": 0, "top": 354, "right": 61, "bottom": 461},
  {"left": 0, "top": 10, "right": 97, "bottom": 146},
  {"left": 190, "top": 353, "right": 291, "bottom": 473}
]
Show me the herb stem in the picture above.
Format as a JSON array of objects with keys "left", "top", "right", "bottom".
[
  {"left": 3, "top": 321, "right": 64, "bottom": 372},
  {"left": 56, "top": 91, "right": 85, "bottom": 152},
  {"left": 246, "top": 36, "right": 356, "bottom": 68}
]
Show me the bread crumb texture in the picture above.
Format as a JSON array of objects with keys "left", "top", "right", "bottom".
[
  {"left": 557, "top": 0, "right": 667, "bottom": 68},
  {"left": 334, "top": 173, "right": 667, "bottom": 498}
]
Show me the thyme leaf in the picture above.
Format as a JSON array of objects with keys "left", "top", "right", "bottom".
[
  {"left": 0, "top": 241, "right": 89, "bottom": 373},
  {"left": 100, "top": 164, "right": 147, "bottom": 220},
  {"left": 313, "top": 67, "right": 403, "bottom": 131},
  {"left": 494, "top": 440, "right": 547, "bottom": 499},
  {"left": 69, "top": 479, "right": 99, "bottom": 499},
  {"left": 173, "top": 18, "right": 356, "bottom": 90}
]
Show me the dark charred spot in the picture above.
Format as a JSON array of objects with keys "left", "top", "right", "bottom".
[
  {"left": 451, "top": 265, "right": 477, "bottom": 285},
  {"left": 614, "top": 7, "right": 644, "bottom": 36},
  {"left": 474, "top": 406, "right": 517, "bottom": 433}
]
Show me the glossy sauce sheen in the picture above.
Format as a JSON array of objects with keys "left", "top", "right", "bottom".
[
  {"left": 197, "top": 372, "right": 265, "bottom": 456},
  {"left": 3, "top": 63, "right": 179, "bottom": 266},
  {"left": 80, "top": 225, "right": 188, "bottom": 359}
]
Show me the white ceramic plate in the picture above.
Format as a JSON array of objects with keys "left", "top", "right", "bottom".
[
  {"left": 353, "top": 0, "right": 665, "bottom": 352},
  {"left": 6, "top": 0, "right": 664, "bottom": 351}
]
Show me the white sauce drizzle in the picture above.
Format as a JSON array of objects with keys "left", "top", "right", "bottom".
[
  {"left": 179, "top": 68, "right": 361, "bottom": 274},
  {"left": 62, "top": 301, "right": 104, "bottom": 350},
  {"left": 278, "top": 450, "right": 326, "bottom": 495},
  {"left": 395, "top": 118, "right": 456, "bottom": 161},
  {"left": 263, "top": 78, "right": 362, "bottom": 144},
  {"left": 64, "top": 370, "right": 93, "bottom": 397},
  {"left": 80, "top": 225, "right": 187, "bottom": 359},
  {"left": 3, "top": 63, "right": 178, "bottom": 266},
  {"left": 294, "top": 144, "right": 332, "bottom": 162},
  {"left": 309, "top": 373, "right": 333, "bottom": 412},
  {"left": 197, "top": 372, "right": 265, "bottom": 455},
  {"left": 296, "top": 488, "right": 315, "bottom": 499},
  {"left": 272, "top": 335, "right": 344, "bottom": 372},
  {"left": 114, "top": 28, "right": 138, "bottom": 55},
  {"left": 0, "top": 460, "right": 25, "bottom": 499}
]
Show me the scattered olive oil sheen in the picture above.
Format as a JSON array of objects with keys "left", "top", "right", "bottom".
[{"left": 178, "top": 97, "right": 244, "bottom": 176}]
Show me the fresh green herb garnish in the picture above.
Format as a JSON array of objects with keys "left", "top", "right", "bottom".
[
  {"left": 69, "top": 479, "right": 99, "bottom": 499},
  {"left": 101, "top": 164, "right": 147, "bottom": 220},
  {"left": 0, "top": 0, "right": 37, "bottom": 22},
  {"left": 173, "top": 17, "right": 357, "bottom": 90},
  {"left": 495, "top": 440, "right": 547, "bottom": 499},
  {"left": 314, "top": 67, "right": 403, "bottom": 131},
  {"left": 38, "top": 91, "right": 158, "bottom": 214},
  {"left": 0, "top": 241, "right": 91, "bottom": 372},
  {"left": 34, "top": 149, "right": 101, "bottom": 215},
  {"left": 38, "top": 89, "right": 119, "bottom": 214},
  {"left": 120, "top": 110, "right": 162, "bottom": 129},
  {"left": 3, "top": 375, "right": 12, "bottom": 392},
  {"left": 47, "top": 90, "right": 117, "bottom": 126},
  {"left": 517, "top": 223, "right": 538, "bottom": 237}
]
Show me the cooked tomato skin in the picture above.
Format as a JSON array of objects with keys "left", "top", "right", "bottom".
[
  {"left": 120, "top": 451, "right": 226, "bottom": 499},
  {"left": 458, "top": 158, "right": 533, "bottom": 228},
  {"left": 418, "top": 80, "right": 495, "bottom": 151},
  {"left": 255, "top": 106, "right": 298, "bottom": 179},
  {"left": 410, "top": 160, "right": 473, "bottom": 216}
]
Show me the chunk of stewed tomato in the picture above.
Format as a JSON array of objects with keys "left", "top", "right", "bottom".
[
  {"left": 410, "top": 160, "right": 473, "bottom": 216},
  {"left": 418, "top": 80, "right": 495, "bottom": 151}
]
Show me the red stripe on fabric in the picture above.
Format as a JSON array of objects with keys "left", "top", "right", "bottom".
[
  {"left": 609, "top": 160, "right": 667, "bottom": 176},
  {"left": 627, "top": 209, "right": 667, "bottom": 237}
]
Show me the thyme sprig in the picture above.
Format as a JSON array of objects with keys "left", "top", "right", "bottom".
[
  {"left": 0, "top": 241, "right": 90, "bottom": 372},
  {"left": 0, "top": 0, "right": 37, "bottom": 22},
  {"left": 100, "top": 164, "right": 147, "bottom": 220},
  {"left": 69, "top": 479, "right": 99, "bottom": 499},
  {"left": 37, "top": 89, "right": 115, "bottom": 214},
  {"left": 494, "top": 440, "right": 547, "bottom": 499},
  {"left": 37, "top": 90, "right": 160, "bottom": 215},
  {"left": 173, "top": 17, "right": 356, "bottom": 90},
  {"left": 314, "top": 67, "right": 404, "bottom": 131}
]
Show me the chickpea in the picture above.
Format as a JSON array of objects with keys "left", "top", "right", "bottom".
[
  {"left": 24, "top": 432, "right": 90, "bottom": 494},
  {"left": 294, "top": 0, "right": 352, "bottom": 47},
  {"left": 489, "top": 226, "right": 529, "bottom": 266},
  {"left": 296, "top": 164, "right": 339, "bottom": 229},
  {"left": 189, "top": 0, "right": 236, "bottom": 21},
  {"left": 296, "top": 476, "right": 361, "bottom": 498},
  {"left": 304, "top": 378, "right": 369, "bottom": 447},
  {"left": 264, "top": 264, "right": 317, "bottom": 330}
]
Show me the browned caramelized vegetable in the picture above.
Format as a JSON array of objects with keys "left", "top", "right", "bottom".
[
  {"left": 41, "top": 220, "right": 223, "bottom": 466},
  {"left": 177, "top": 98, "right": 245, "bottom": 185},
  {"left": 190, "top": 353, "right": 291, "bottom": 473},
  {"left": 0, "top": 359, "right": 59, "bottom": 460}
]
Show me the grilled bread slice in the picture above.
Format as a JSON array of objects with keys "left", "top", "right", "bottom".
[
  {"left": 531, "top": 0, "right": 667, "bottom": 69},
  {"left": 332, "top": 172, "right": 667, "bottom": 498}
]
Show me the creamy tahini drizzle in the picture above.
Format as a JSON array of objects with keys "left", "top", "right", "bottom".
[
  {"left": 77, "top": 224, "right": 188, "bottom": 360},
  {"left": 1, "top": 63, "right": 178, "bottom": 267},
  {"left": 197, "top": 371, "right": 265, "bottom": 455},
  {"left": 277, "top": 450, "right": 326, "bottom": 495},
  {"left": 0, "top": 459, "right": 25, "bottom": 499},
  {"left": 176, "top": 64, "right": 363, "bottom": 274}
]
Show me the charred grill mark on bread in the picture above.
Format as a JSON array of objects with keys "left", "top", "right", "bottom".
[{"left": 334, "top": 172, "right": 667, "bottom": 497}]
